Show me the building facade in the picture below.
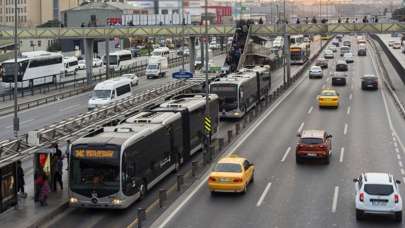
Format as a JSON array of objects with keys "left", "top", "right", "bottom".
[{"left": 0, "top": 0, "right": 79, "bottom": 27}]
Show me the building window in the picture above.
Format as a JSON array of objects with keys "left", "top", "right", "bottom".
[{"left": 53, "top": 0, "right": 59, "bottom": 19}]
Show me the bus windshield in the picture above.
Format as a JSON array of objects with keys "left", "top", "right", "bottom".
[
  {"left": 290, "top": 49, "right": 303, "bottom": 60},
  {"left": 3, "top": 60, "right": 29, "bottom": 77},
  {"left": 210, "top": 84, "right": 237, "bottom": 99},
  {"left": 70, "top": 158, "right": 120, "bottom": 190},
  {"left": 104, "top": 56, "right": 118, "bottom": 65},
  {"left": 93, "top": 90, "right": 112, "bottom": 99}
]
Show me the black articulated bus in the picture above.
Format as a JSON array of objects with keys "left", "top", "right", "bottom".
[
  {"left": 154, "top": 94, "right": 219, "bottom": 161},
  {"left": 69, "top": 94, "right": 219, "bottom": 209},
  {"left": 210, "top": 65, "right": 271, "bottom": 119}
]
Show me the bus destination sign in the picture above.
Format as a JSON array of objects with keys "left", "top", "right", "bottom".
[{"left": 74, "top": 149, "right": 116, "bottom": 159}]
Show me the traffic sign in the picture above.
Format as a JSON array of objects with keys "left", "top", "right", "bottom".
[
  {"left": 172, "top": 71, "right": 193, "bottom": 79},
  {"left": 204, "top": 116, "right": 212, "bottom": 133}
]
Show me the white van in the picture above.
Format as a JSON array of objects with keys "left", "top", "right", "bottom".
[
  {"left": 88, "top": 77, "right": 132, "bottom": 110},
  {"left": 104, "top": 50, "right": 133, "bottom": 72},
  {"left": 152, "top": 47, "right": 171, "bottom": 58},
  {"left": 64, "top": 56, "right": 79, "bottom": 75},
  {"left": 146, "top": 56, "right": 169, "bottom": 79}
]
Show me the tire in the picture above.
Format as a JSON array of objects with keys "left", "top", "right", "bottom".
[
  {"left": 250, "top": 173, "right": 254, "bottom": 184},
  {"left": 138, "top": 181, "right": 147, "bottom": 201},
  {"left": 241, "top": 184, "right": 247, "bottom": 194},
  {"left": 296, "top": 156, "right": 303, "bottom": 164},
  {"left": 395, "top": 211, "right": 402, "bottom": 222},
  {"left": 356, "top": 209, "right": 364, "bottom": 221},
  {"left": 324, "top": 156, "right": 330, "bottom": 164}
]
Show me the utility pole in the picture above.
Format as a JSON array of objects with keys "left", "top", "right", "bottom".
[
  {"left": 181, "top": 0, "right": 185, "bottom": 71},
  {"left": 204, "top": 0, "right": 211, "bottom": 162},
  {"left": 283, "top": 0, "right": 291, "bottom": 85},
  {"left": 13, "top": 0, "right": 19, "bottom": 138}
]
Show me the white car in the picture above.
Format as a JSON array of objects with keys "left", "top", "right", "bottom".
[
  {"left": 324, "top": 49, "right": 334, "bottom": 59},
  {"left": 343, "top": 52, "right": 354, "bottom": 63},
  {"left": 121, "top": 73, "right": 139, "bottom": 86},
  {"left": 327, "top": 45, "right": 337, "bottom": 52},
  {"left": 354, "top": 172, "right": 402, "bottom": 222},
  {"left": 93, "top": 58, "right": 103, "bottom": 67},
  {"left": 393, "top": 41, "right": 402, "bottom": 49},
  {"left": 389, "top": 40, "right": 396, "bottom": 47},
  {"left": 78, "top": 60, "right": 86, "bottom": 70},
  {"left": 309, "top": 65, "right": 323, "bottom": 78},
  {"left": 209, "top": 42, "right": 219, "bottom": 49}
]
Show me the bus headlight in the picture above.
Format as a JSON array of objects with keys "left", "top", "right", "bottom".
[
  {"left": 234, "top": 112, "right": 240, "bottom": 116},
  {"left": 70, "top": 197, "right": 78, "bottom": 203},
  {"left": 112, "top": 198, "right": 122, "bottom": 205}
]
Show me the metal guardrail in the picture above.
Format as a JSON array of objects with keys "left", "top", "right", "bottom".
[
  {"left": 0, "top": 80, "right": 200, "bottom": 165},
  {"left": 369, "top": 39, "right": 405, "bottom": 119}
]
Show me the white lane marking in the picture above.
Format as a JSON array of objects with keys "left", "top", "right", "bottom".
[
  {"left": 393, "top": 137, "right": 397, "bottom": 142},
  {"left": 298, "top": 122, "right": 305, "bottom": 133},
  {"left": 326, "top": 77, "right": 330, "bottom": 82},
  {"left": 394, "top": 142, "right": 398, "bottom": 148},
  {"left": 307, "top": 106, "right": 313, "bottom": 114},
  {"left": 396, "top": 148, "right": 400, "bottom": 153},
  {"left": 397, "top": 154, "right": 401, "bottom": 160},
  {"left": 349, "top": 94, "right": 353, "bottom": 100},
  {"left": 155, "top": 73, "right": 309, "bottom": 228},
  {"left": 370, "top": 50, "right": 405, "bottom": 160},
  {"left": 322, "top": 84, "right": 326, "bottom": 89},
  {"left": 344, "top": 123, "right": 348, "bottom": 135},
  {"left": 332, "top": 186, "right": 339, "bottom": 213},
  {"left": 403, "top": 177, "right": 405, "bottom": 184},
  {"left": 256, "top": 182, "right": 272, "bottom": 207},
  {"left": 346, "top": 106, "right": 351, "bottom": 115},
  {"left": 339, "top": 147, "right": 345, "bottom": 163},
  {"left": 281, "top": 147, "right": 291, "bottom": 162},
  {"left": 351, "top": 84, "right": 354, "bottom": 90},
  {"left": 60, "top": 104, "right": 80, "bottom": 112},
  {"left": 401, "top": 169, "right": 405, "bottom": 175},
  {"left": 399, "top": 161, "right": 403, "bottom": 168},
  {"left": 5, "top": 118, "right": 35, "bottom": 129}
]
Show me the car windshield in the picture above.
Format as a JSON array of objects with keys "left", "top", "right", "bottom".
[
  {"left": 363, "top": 76, "right": 377, "bottom": 80},
  {"left": 321, "top": 91, "right": 337, "bottom": 96},
  {"left": 311, "top": 66, "right": 321, "bottom": 71},
  {"left": 301, "top": 138, "right": 323, "bottom": 144},
  {"left": 147, "top": 64, "right": 158, "bottom": 70},
  {"left": 214, "top": 163, "right": 242, "bottom": 173},
  {"left": 93, "top": 90, "right": 112, "bottom": 99},
  {"left": 364, "top": 184, "right": 394, "bottom": 196}
]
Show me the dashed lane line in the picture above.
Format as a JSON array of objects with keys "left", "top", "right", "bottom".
[
  {"left": 344, "top": 123, "right": 348, "bottom": 135},
  {"left": 281, "top": 147, "right": 291, "bottom": 163},
  {"left": 256, "top": 182, "right": 272, "bottom": 207},
  {"left": 399, "top": 161, "right": 403, "bottom": 168},
  {"left": 339, "top": 147, "right": 345, "bottom": 163},
  {"left": 346, "top": 106, "right": 351, "bottom": 115},
  {"left": 298, "top": 122, "right": 305, "bottom": 133},
  {"left": 307, "top": 106, "right": 313, "bottom": 114},
  {"left": 349, "top": 94, "right": 353, "bottom": 100},
  {"left": 332, "top": 186, "right": 339, "bottom": 213}
]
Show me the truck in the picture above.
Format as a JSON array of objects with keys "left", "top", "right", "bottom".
[{"left": 146, "top": 56, "right": 169, "bottom": 79}]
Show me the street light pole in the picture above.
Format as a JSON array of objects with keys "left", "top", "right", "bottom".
[
  {"left": 204, "top": 0, "right": 211, "bottom": 161},
  {"left": 13, "top": 0, "right": 19, "bottom": 138},
  {"left": 181, "top": 0, "right": 185, "bottom": 71},
  {"left": 283, "top": 0, "right": 291, "bottom": 85}
]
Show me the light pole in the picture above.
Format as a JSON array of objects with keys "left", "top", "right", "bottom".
[
  {"left": 181, "top": 0, "right": 185, "bottom": 71},
  {"left": 13, "top": 0, "right": 19, "bottom": 138},
  {"left": 283, "top": 0, "right": 291, "bottom": 85},
  {"left": 204, "top": 0, "right": 211, "bottom": 161}
]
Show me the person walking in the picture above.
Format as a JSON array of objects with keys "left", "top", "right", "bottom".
[
  {"left": 39, "top": 175, "right": 50, "bottom": 206},
  {"left": 53, "top": 156, "right": 63, "bottom": 191},
  {"left": 16, "top": 161, "right": 26, "bottom": 198}
]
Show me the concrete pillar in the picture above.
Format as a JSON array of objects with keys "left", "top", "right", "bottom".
[
  {"left": 189, "top": 36, "right": 196, "bottom": 74},
  {"left": 84, "top": 38, "right": 94, "bottom": 85},
  {"left": 105, "top": 38, "right": 110, "bottom": 79},
  {"left": 200, "top": 37, "right": 204, "bottom": 68}
]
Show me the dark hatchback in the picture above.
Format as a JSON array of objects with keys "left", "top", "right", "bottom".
[
  {"left": 331, "top": 72, "right": 348, "bottom": 86},
  {"left": 361, "top": 75, "right": 378, "bottom": 90},
  {"left": 336, "top": 60, "right": 348, "bottom": 72}
]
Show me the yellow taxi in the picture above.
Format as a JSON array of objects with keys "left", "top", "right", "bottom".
[
  {"left": 208, "top": 154, "right": 254, "bottom": 194},
  {"left": 318, "top": 89, "right": 340, "bottom": 108}
]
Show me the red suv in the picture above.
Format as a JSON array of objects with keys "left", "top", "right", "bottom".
[{"left": 296, "top": 130, "right": 332, "bottom": 164}]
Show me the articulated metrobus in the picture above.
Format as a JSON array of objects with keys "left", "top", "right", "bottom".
[
  {"left": 290, "top": 43, "right": 310, "bottom": 65},
  {"left": 2, "top": 51, "right": 64, "bottom": 88},
  {"left": 210, "top": 65, "right": 271, "bottom": 119},
  {"left": 69, "top": 94, "right": 219, "bottom": 208}
]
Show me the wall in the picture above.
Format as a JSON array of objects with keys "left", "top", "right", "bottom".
[{"left": 64, "top": 8, "right": 122, "bottom": 27}]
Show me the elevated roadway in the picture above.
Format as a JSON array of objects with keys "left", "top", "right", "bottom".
[{"left": 2, "top": 23, "right": 405, "bottom": 39}]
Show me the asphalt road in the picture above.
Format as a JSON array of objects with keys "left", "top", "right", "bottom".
[
  {"left": 150, "top": 37, "right": 405, "bottom": 228},
  {"left": 39, "top": 39, "right": 325, "bottom": 228}
]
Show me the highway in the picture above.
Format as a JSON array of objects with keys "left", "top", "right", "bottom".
[
  {"left": 39, "top": 38, "right": 326, "bottom": 228},
  {"left": 150, "top": 37, "right": 405, "bottom": 228}
]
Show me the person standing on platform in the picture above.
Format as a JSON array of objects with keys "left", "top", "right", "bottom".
[{"left": 16, "top": 161, "right": 26, "bottom": 198}]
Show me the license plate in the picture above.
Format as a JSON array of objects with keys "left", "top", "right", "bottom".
[
  {"left": 368, "top": 85, "right": 373, "bottom": 87},
  {"left": 372, "top": 201, "right": 386, "bottom": 206},
  {"left": 307, "top": 153, "right": 317, "bottom": 157},
  {"left": 219, "top": 178, "right": 230, "bottom": 182}
]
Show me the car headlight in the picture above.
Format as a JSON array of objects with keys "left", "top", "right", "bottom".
[
  {"left": 234, "top": 112, "right": 240, "bottom": 116},
  {"left": 112, "top": 198, "right": 122, "bottom": 205},
  {"left": 70, "top": 197, "right": 78, "bottom": 203}
]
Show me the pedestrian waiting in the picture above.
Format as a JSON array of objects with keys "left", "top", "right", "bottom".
[
  {"left": 39, "top": 175, "right": 50, "bottom": 206},
  {"left": 16, "top": 160, "right": 27, "bottom": 198}
]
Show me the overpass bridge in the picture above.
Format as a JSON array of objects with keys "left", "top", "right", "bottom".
[{"left": 1, "top": 23, "right": 405, "bottom": 39}]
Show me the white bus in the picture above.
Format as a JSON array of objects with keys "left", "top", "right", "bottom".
[
  {"left": 104, "top": 50, "right": 133, "bottom": 72},
  {"left": 2, "top": 51, "right": 64, "bottom": 88}
]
